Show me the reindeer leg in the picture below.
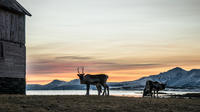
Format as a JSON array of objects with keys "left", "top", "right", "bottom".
[
  {"left": 150, "top": 88, "right": 153, "bottom": 98},
  {"left": 143, "top": 89, "right": 145, "bottom": 97},
  {"left": 143, "top": 88, "right": 146, "bottom": 97},
  {"left": 102, "top": 87, "right": 106, "bottom": 96},
  {"left": 96, "top": 85, "right": 99, "bottom": 96},
  {"left": 156, "top": 90, "right": 158, "bottom": 98},
  {"left": 102, "top": 90, "right": 105, "bottom": 96},
  {"left": 98, "top": 84, "right": 102, "bottom": 95},
  {"left": 86, "top": 84, "right": 90, "bottom": 96},
  {"left": 96, "top": 84, "right": 102, "bottom": 96},
  {"left": 98, "top": 87, "right": 101, "bottom": 96},
  {"left": 106, "top": 84, "right": 109, "bottom": 96},
  {"left": 102, "top": 84, "right": 106, "bottom": 96},
  {"left": 100, "top": 83, "right": 105, "bottom": 96},
  {"left": 99, "top": 85, "right": 102, "bottom": 96},
  {"left": 153, "top": 90, "right": 155, "bottom": 98},
  {"left": 102, "top": 83, "right": 109, "bottom": 96}
]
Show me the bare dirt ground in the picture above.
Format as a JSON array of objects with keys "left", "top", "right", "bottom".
[{"left": 0, "top": 95, "right": 199, "bottom": 112}]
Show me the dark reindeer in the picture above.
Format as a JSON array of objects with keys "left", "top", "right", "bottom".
[
  {"left": 77, "top": 67, "right": 109, "bottom": 96},
  {"left": 143, "top": 80, "right": 166, "bottom": 98}
]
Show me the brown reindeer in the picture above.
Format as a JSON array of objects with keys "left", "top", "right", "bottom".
[
  {"left": 77, "top": 67, "right": 109, "bottom": 96},
  {"left": 143, "top": 80, "right": 166, "bottom": 98}
]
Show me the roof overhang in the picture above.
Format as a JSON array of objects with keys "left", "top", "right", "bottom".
[{"left": 0, "top": 0, "right": 31, "bottom": 16}]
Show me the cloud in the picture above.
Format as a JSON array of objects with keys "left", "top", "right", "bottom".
[
  {"left": 27, "top": 55, "right": 161, "bottom": 75},
  {"left": 27, "top": 59, "right": 77, "bottom": 74},
  {"left": 88, "top": 63, "right": 161, "bottom": 72},
  {"left": 55, "top": 56, "right": 93, "bottom": 60}
]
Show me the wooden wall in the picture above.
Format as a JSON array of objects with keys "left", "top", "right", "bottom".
[
  {"left": 0, "top": 9, "right": 25, "bottom": 44},
  {"left": 0, "top": 8, "right": 26, "bottom": 94},
  {"left": 0, "top": 9, "right": 26, "bottom": 79},
  {"left": 0, "top": 41, "right": 26, "bottom": 78}
]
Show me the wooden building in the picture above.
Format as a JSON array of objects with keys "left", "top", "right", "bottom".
[{"left": 0, "top": 0, "right": 31, "bottom": 94}]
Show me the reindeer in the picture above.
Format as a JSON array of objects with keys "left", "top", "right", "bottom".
[
  {"left": 77, "top": 67, "right": 109, "bottom": 96},
  {"left": 143, "top": 80, "right": 166, "bottom": 98}
]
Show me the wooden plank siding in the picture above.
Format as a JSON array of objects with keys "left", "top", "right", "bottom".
[
  {"left": 0, "top": 0, "right": 30, "bottom": 94},
  {"left": 0, "top": 9, "right": 26, "bottom": 79},
  {"left": 0, "top": 9, "right": 25, "bottom": 44},
  {"left": 0, "top": 41, "right": 25, "bottom": 78}
]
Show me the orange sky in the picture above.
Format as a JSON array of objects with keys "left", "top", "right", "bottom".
[
  {"left": 17, "top": 0, "right": 200, "bottom": 84},
  {"left": 26, "top": 65, "right": 200, "bottom": 84}
]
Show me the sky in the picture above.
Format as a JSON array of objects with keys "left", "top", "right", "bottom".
[{"left": 18, "top": 0, "right": 200, "bottom": 84}]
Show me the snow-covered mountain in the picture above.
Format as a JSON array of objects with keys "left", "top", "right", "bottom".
[
  {"left": 110, "top": 67, "right": 200, "bottom": 89},
  {"left": 27, "top": 79, "right": 89, "bottom": 90},
  {"left": 27, "top": 67, "right": 200, "bottom": 90}
]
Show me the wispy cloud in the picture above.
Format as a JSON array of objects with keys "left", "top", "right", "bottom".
[
  {"left": 55, "top": 56, "right": 93, "bottom": 60},
  {"left": 27, "top": 54, "right": 161, "bottom": 75}
]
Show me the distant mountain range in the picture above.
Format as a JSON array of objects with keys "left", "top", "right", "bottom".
[{"left": 27, "top": 67, "right": 200, "bottom": 90}]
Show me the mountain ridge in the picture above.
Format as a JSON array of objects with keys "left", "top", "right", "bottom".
[{"left": 27, "top": 67, "right": 200, "bottom": 90}]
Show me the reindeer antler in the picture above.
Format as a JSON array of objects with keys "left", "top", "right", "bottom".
[
  {"left": 82, "top": 66, "right": 85, "bottom": 74},
  {"left": 77, "top": 67, "right": 80, "bottom": 74}
]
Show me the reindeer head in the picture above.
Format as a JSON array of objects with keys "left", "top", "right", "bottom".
[
  {"left": 158, "top": 76, "right": 167, "bottom": 90},
  {"left": 77, "top": 67, "right": 85, "bottom": 84},
  {"left": 162, "top": 80, "right": 168, "bottom": 89},
  {"left": 160, "top": 83, "right": 166, "bottom": 90},
  {"left": 158, "top": 81, "right": 167, "bottom": 90}
]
